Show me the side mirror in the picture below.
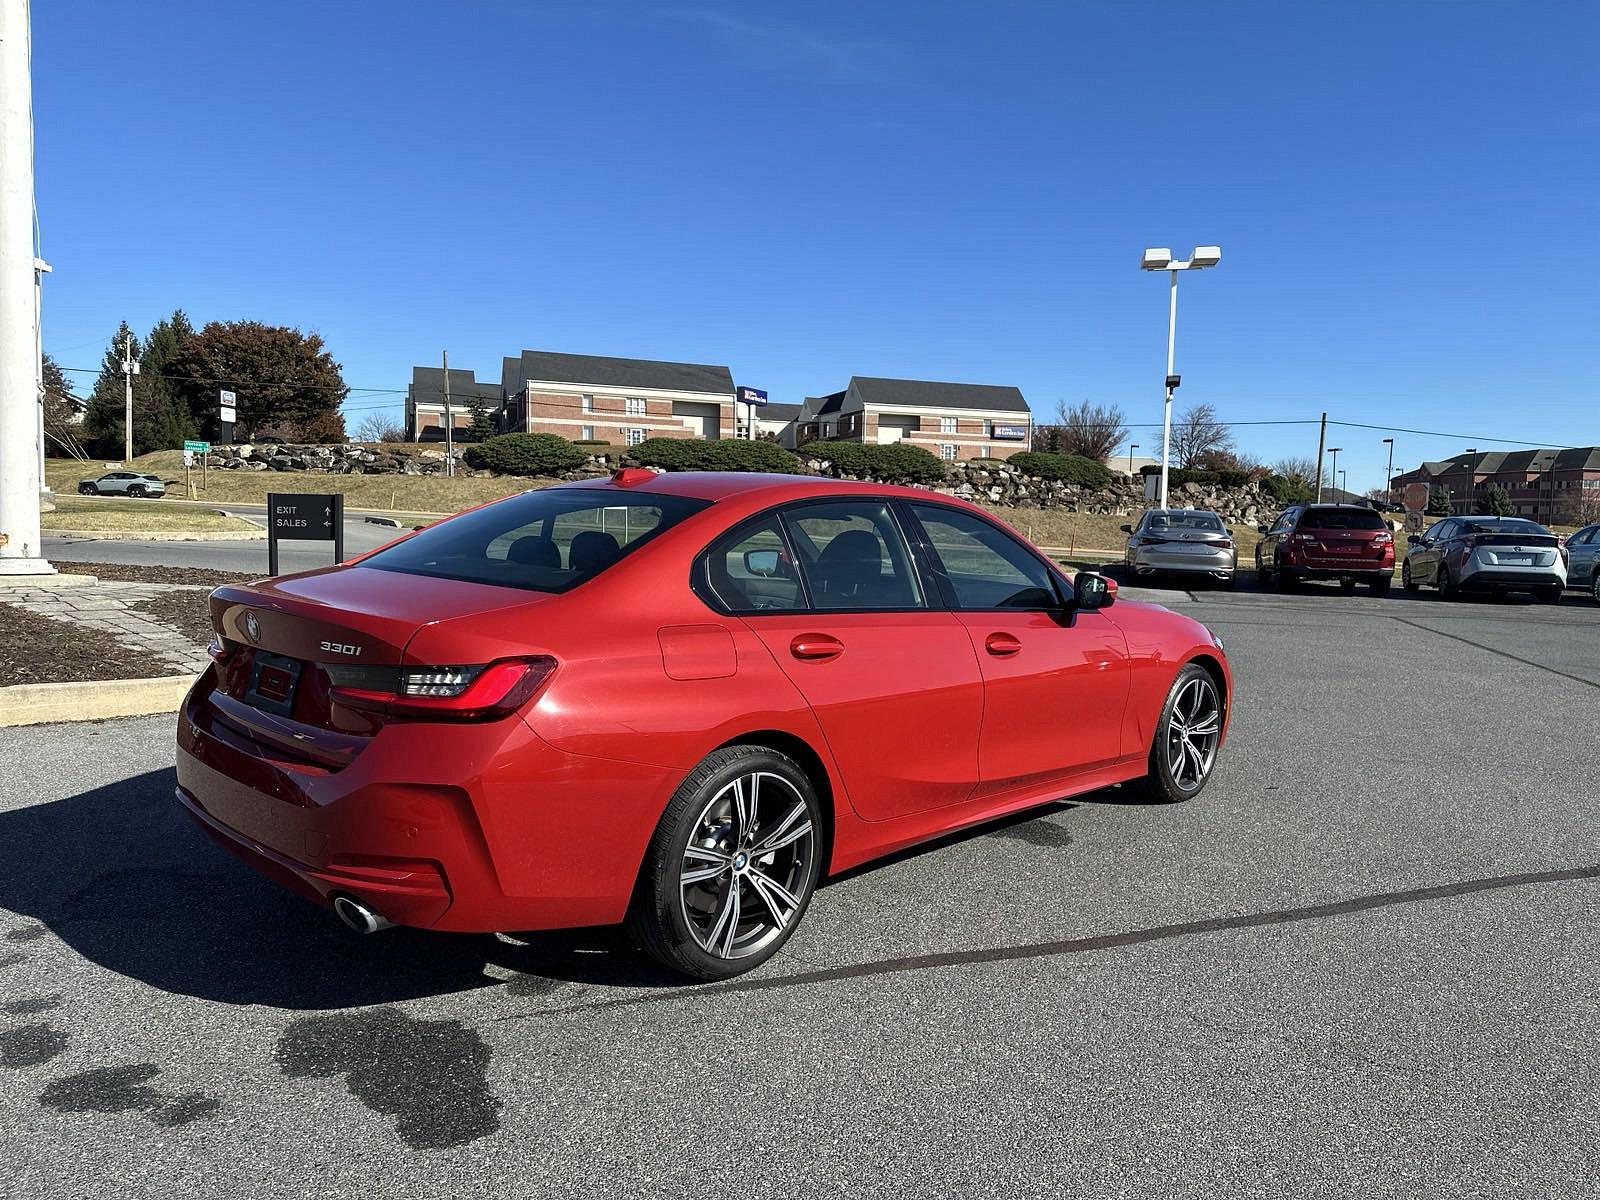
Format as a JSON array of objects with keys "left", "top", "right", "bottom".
[
  {"left": 1406, "top": 534, "right": 1423, "bottom": 546},
  {"left": 744, "top": 548, "right": 781, "bottom": 577},
  {"left": 1119, "top": 523, "right": 1133, "bottom": 534},
  {"left": 1073, "top": 571, "right": 1115, "bottom": 610}
]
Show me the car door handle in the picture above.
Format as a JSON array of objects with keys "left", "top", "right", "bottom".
[
  {"left": 984, "top": 633, "right": 1022, "bottom": 657},
  {"left": 790, "top": 634, "right": 844, "bottom": 662}
]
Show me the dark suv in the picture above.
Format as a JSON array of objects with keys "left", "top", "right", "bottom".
[{"left": 1256, "top": 504, "right": 1395, "bottom": 595}]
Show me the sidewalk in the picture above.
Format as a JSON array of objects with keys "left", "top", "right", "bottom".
[{"left": 0, "top": 578, "right": 211, "bottom": 676}]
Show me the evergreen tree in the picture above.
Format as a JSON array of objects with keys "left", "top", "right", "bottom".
[
  {"left": 135, "top": 310, "right": 198, "bottom": 453},
  {"left": 1483, "top": 483, "right": 1513, "bottom": 516},
  {"left": 82, "top": 322, "right": 138, "bottom": 458},
  {"left": 1426, "top": 483, "right": 1452, "bottom": 516},
  {"left": 466, "top": 398, "right": 497, "bottom": 443}
]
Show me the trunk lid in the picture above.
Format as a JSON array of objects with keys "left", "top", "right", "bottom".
[{"left": 206, "top": 565, "right": 556, "bottom": 759}]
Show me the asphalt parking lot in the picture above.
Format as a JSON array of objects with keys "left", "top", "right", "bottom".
[{"left": 2, "top": 583, "right": 1597, "bottom": 1198}]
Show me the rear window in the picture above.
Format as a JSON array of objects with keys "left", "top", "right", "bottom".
[
  {"left": 1143, "top": 511, "right": 1224, "bottom": 532},
  {"left": 361, "top": 487, "right": 710, "bottom": 592},
  {"left": 1459, "top": 518, "right": 1549, "bottom": 536},
  {"left": 1298, "top": 507, "right": 1385, "bottom": 531}
]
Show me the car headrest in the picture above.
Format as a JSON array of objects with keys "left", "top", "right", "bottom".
[
  {"left": 569, "top": 530, "right": 622, "bottom": 574},
  {"left": 506, "top": 535, "right": 561, "bottom": 569}
]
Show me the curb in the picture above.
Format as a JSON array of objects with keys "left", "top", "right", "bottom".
[
  {"left": 41, "top": 528, "right": 268, "bottom": 542},
  {"left": 0, "top": 673, "right": 195, "bottom": 727}
]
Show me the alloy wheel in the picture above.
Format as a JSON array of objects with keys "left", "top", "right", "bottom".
[
  {"left": 679, "top": 771, "right": 815, "bottom": 960},
  {"left": 1165, "top": 675, "right": 1222, "bottom": 792}
]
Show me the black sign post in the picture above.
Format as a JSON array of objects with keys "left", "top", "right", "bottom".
[{"left": 267, "top": 492, "right": 343, "bottom": 576}]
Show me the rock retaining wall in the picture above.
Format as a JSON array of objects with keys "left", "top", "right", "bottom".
[{"left": 205, "top": 443, "right": 1272, "bottom": 524}]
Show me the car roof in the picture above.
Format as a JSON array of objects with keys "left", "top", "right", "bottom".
[{"left": 545, "top": 470, "right": 962, "bottom": 505}]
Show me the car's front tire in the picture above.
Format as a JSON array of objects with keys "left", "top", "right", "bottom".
[
  {"left": 1592, "top": 574, "right": 1600, "bottom": 606},
  {"left": 627, "top": 744, "right": 823, "bottom": 981},
  {"left": 1132, "top": 663, "right": 1224, "bottom": 804},
  {"left": 79, "top": 483, "right": 97, "bottom": 496}
]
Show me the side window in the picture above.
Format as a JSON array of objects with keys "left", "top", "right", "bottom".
[
  {"left": 1430, "top": 520, "right": 1454, "bottom": 543},
  {"left": 909, "top": 503, "right": 1060, "bottom": 610},
  {"left": 783, "top": 501, "right": 924, "bottom": 610},
  {"left": 703, "top": 516, "right": 806, "bottom": 612}
]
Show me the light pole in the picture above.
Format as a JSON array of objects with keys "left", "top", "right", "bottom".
[
  {"left": 1461, "top": 448, "right": 1477, "bottom": 514},
  {"left": 1140, "top": 245, "right": 1221, "bottom": 509},
  {"left": 1326, "top": 447, "right": 1342, "bottom": 501},
  {"left": 1128, "top": 442, "right": 1139, "bottom": 480},
  {"left": 1382, "top": 437, "right": 1395, "bottom": 505},
  {"left": 1339, "top": 468, "right": 1347, "bottom": 499}
]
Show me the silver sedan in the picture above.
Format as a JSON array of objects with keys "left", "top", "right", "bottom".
[{"left": 1122, "top": 508, "right": 1237, "bottom": 587}]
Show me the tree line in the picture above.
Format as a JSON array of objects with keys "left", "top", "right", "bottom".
[{"left": 49, "top": 313, "right": 349, "bottom": 458}]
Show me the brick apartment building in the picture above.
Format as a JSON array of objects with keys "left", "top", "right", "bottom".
[
  {"left": 794, "top": 377, "right": 1032, "bottom": 462},
  {"left": 1391, "top": 447, "right": 1600, "bottom": 520},
  {"left": 406, "top": 350, "right": 737, "bottom": 445}
]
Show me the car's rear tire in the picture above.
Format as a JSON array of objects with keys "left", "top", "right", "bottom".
[
  {"left": 1437, "top": 564, "right": 1456, "bottom": 599},
  {"left": 1130, "top": 663, "right": 1224, "bottom": 804},
  {"left": 1539, "top": 585, "right": 1562, "bottom": 605},
  {"left": 1370, "top": 575, "right": 1392, "bottom": 596},
  {"left": 1274, "top": 563, "right": 1296, "bottom": 591},
  {"left": 627, "top": 744, "right": 822, "bottom": 982},
  {"left": 1592, "top": 574, "right": 1600, "bottom": 605},
  {"left": 1340, "top": 577, "right": 1357, "bottom": 594},
  {"left": 128, "top": 484, "right": 146, "bottom": 498},
  {"left": 1402, "top": 561, "right": 1418, "bottom": 592}
]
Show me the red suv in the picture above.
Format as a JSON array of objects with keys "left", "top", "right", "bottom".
[{"left": 1256, "top": 504, "right": 1395, "bottom": 595}]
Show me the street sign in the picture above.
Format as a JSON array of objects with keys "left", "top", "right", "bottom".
[
  {"left": 219, "top": 390, "right": 237, "bottom": 444},
  {"left": 267, "top": 492, "right": 344, "bottom": 575},
  {"left": 1403, "top": 482, "right": 1429, "bottom": 513},
  {"left": 183, "top": 439, "right": 210, "bottom": 452},
  {"left": 1403, "top": 511, "right": 1425, "bottom": 534},
  {"left": 182, "top": 450, "right": 193, "bottom": 467},
  {"left": 736, "top": 386, "right": 768, "bottom": 407}
]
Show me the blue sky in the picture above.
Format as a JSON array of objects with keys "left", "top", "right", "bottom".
[{"left": 36, "top": 1, "right": 1598, "bottom": 489}]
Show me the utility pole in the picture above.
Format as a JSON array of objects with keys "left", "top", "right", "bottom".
[
  {"left": 1382, "top": 437, "right": 1395, "bottom": 505},
  {"left": 0, "top": 0, "right": 53, "bottom": 576},
  {"left": 441, "top": 349, "right": 455, "bottom": 478},
  {"left": 1314, "top": 412, "right": 1327, "bottom": 502},
  {"left": 120, "top": 330, "right": 138, "bottom": 464}
]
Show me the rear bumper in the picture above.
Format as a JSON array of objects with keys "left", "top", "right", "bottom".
[
  {"left": 175, "top": 673, "right": 675, "bottom": 933},
  {"left": 1280, "top": 562, "right": 1393, "bottom": 579},
  {"left": 1457, "top": 567, "right": 1565, "bottom": 592},
  {"left": 1129, "top": 549, "right": 1235, "bottom": 576}
]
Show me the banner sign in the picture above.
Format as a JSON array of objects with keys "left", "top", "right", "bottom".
[
  {"left": 267, "top": 492, "right": 344, "bottom": 576},
  {"left": 991, "top": 425, "right": 1028, "bottom": 440},
  {"left": 736, "top": 386, "right": 769, "bottom": 407}
]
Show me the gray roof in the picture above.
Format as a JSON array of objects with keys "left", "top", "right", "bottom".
[
  {"left": 1418, "top": 447, "right": 1600, "bottom": 476},
  {"left": 408, "top": 366, "right": 501, "bottom": 410},
  {"left": 851, "top": 376, "right": 1030, "bottom": 415},
  {"left": 758, "top": 401, "right": 802, "bottom": 420},
  {"left": 502, "top": 349, "right": 733, "bottom": 396}
]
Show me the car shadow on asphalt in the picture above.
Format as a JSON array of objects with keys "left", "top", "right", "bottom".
[{"left": 0, "top": 766, "right": 691, "bottom": 1007}]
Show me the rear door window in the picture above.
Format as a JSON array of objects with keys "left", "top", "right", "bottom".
[
  {"left": 702, "top": 516, "right": 806, "bottom": 612},
  {"left": 362, "top": 488, "right": 709, "bottom": 592},
  {"left": 782, "top": 501, "right": 925, "bottom": 610}
]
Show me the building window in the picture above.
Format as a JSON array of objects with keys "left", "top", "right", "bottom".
[
  {"left": 581, "top": 394, "right": 594, "bottom": 412},
  {"left": 940, "top": 416, "right": 958, "bottom": 434},
  {"left": 626, "top": 427, "right": 646, "bottom": 447},
  {"left": 940, "top": 443, "right": 957, "bottom": 461},
  {"left": 822, "top": 421, "right": 835, "bottom": 437},
  {"left": 981, "top": 445, "right": 992, "bottom": 459},
  {"left": 983, "top": 420, "right": 993, "bottom": 436},
  {"left": 625, "top": 397, "right": 646, "bottom": 416},
  {"left": 581, "top": 425, "right": 595, "bottom": 440}
]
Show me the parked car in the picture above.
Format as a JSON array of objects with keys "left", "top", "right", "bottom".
[
  {"left": 176, "top": 471, "right": 1232, "bottom": 981},
  {"left": 77, "top": 470, "right": 167, "bottom": 498},
  {"left": 1256, "top": 503, "right": 1395, "bottom": 594},
  {"left": 1564, "top": 524, "right": 1600, "bottom": 602},
  {"left": 1402, "top": 515, "right": 1567, "bottom": 602},
  {"left": 1121, "top": 508, "right": 1237, "bottom": 587}
]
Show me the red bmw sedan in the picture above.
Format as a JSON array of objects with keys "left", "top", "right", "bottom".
[{"left": 176, "top": 470, "right": 1231, "bottom": 980}]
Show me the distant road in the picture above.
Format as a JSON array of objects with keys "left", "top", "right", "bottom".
[{"left": 43, "top": 501, "right": 413, "bottom": 574}]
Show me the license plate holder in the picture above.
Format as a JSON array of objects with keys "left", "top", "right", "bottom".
[{"left": 245, "top": 650, "right": 303, "bottom": 716}]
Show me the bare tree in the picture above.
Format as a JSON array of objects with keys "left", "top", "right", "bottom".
[
  {"left": 1171, "top": 403, "right": 1234, "bottom": 467},
  {"left": 1271, "top": 455, "right": 1317, "bottom": 485},
  {"left": 1052, "top": 399, "right": 1128, "bottom": 463},
  {"left": 354, "top": 412, "right": 405, "bottom": 444}
]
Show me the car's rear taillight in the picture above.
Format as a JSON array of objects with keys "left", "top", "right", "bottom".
[
  {"left": 1374, "top": 532, "right": 1393, "bottom": 547},
  {"left": 328, "top": 656, "right": 556, "bottom": 721},
  {"left": 1208, "top": 537, "right": 1234, "bottom": 550}
]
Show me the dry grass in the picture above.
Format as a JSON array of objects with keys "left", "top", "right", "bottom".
[
  {"left": 982, "top": 505, "right": 1267, "bottom": 560},
  {"left": 47, "top": 450, "right": 555, "bottom": 515},
  {"left": 41, "top": 496, "right": 259, "bottom": 534}
]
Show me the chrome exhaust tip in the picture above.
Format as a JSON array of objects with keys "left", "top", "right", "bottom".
[{"left": 332, "top": 895, "right": 393, "bottom": 935}]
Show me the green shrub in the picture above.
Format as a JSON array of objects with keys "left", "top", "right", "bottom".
[
  {"left": 1259, "top": 473, "right": 1315, "bottom": 505},
  {"left": 630, "top": 437, "right": 799, "bottom": 473},
  {"left": 1140, "top": 466, "right": 1253, "bottom": 489},
  {"left": 804, "top": 441, "right": 946, "bottom": 484},
  {"left": 1009, "top": 451, "right": 1114, "bottom": 490},
  {"left": 570, "top": 439, "right": 611, "bottom": 449},
  {"left": 463, "top": 432, "right": 588, "bottom": 476}
]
